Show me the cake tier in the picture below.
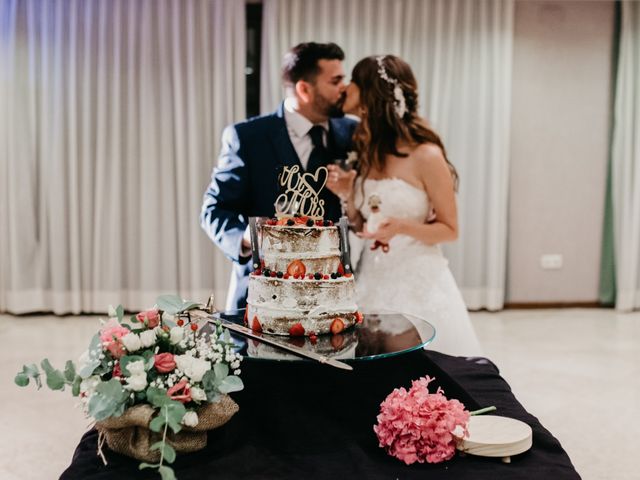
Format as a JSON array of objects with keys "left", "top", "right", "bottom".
[
  {"left": 247, "top": 329, "right": 358, "bottom": 360},
  {"left": 261, "top": 225, "right": 341, "bottom": 275},
  {"left": 247, "top": 275, "right": 358, "bottom": 336}
]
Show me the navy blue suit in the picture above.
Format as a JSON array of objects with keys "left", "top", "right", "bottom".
[{"left": 200, "top": 103, "right": 357, "bottom": 310}]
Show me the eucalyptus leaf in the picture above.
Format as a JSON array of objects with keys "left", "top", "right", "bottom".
[
  {"left": 179, "top": 302, "right": 200, "bottom": 312},
  {"left": 63, "top": 361, "right": 76, "bottom": 383},
  {"left": 162, "top": 402, "right": 186, "bottom": 434},
  {"left": 213, "top": 362, "right": 229, "bottom": 380},
  {"left": 87, "top": 333, "right": 102, "bottom": 357},
  {"left": 40, "top": 359, "right": 66, "bottom": 391},
  {"left": 87, "top": 379, "right": 129, "bottom": 420},
  {"left": 149, "top": 416, "right": 165, "bottom": 433},
  {"left": 79, "top": 359, "right": 101, "bottom": 379},
  {"left": 115, "top": 305, "right": 124, "bottom": 322},
  {"left": 146, "top": 387, "right": 170, "bottom": 408},
  {"left": 150, "top": 441, "right": 164, "bottom": 452},
  {"left": 14, "top": 373, "right": 29, "bottom": 387},
  {"left": 158, "top": 465, "right": 176, "bottom": 480},
  {"left": 71, "top": 376, "right": 82, "bottom": 397},
  {"left": 138, "top": 462, "right": 155, "bottom": 470},
  {"left": 156, "top": 295, "right": 185, "bottom": 315},
  {"left": 218, "top": 375, "right": 244, "bottom": 394},
  {"left": 15, "top": 364, "right": 41, "bottom": 389},
  {"left": 162, "top": 443, "right": 176, "bottom": 463}
]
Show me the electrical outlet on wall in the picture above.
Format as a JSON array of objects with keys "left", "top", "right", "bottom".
[{"left": 540, "top": 254, "right": 563, "bottom": 270}]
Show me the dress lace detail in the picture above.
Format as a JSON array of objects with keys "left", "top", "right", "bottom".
[{"left": 354, "top": 178, "right": 482, "bottom": 357}]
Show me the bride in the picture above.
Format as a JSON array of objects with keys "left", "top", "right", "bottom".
[{"left": 326, "top": 55, "right": 481, "bottom": 357}]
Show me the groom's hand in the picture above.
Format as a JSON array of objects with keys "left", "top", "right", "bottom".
[{"left": 326, "top": 164, "right": 356, "bottom": 200}]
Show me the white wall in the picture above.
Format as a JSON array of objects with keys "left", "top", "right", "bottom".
[{"left": 507, "top": 0, "right": 615, "bottom": 303}]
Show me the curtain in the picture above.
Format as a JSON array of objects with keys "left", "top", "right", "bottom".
[
  {"left": 610, "top": 1, "right": 640, "bottom": 311},
  {"left": 261, "top": 0, "right": 514, "bottom": 310},
  {"left": 0, "top": 0, "right": 246, "bottom": 314}
]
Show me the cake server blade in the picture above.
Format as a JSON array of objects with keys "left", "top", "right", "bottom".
[{"left": 196, "top": 311, "right": 353, "bottom": 371}]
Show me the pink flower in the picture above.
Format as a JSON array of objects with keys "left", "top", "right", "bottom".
[
  {"left": 154, "top": 353, "right": 176, "bottom": 373},
  {"left": 136, "top": 308, "right": 160, "bottom": 328},
  {"left": 373, "top": 376, "right": 470, "bottom": 465},
  {"left": 99, "top": 319, "right": 130, "bottom": 359},
  {"left": 167, "top": 378, "right": 191, "bottom": 403}
]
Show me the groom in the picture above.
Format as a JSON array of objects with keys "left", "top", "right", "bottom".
[{"left": 200, "top": 42, "right": 357, "bottom": 310}]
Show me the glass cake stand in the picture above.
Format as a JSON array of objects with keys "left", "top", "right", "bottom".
[{"left": 206, "top": 309, "right": 435, "bottom": 362}]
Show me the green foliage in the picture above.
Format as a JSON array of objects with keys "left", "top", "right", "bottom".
[
  {"left": 156, "top": 294, "right": 200, "bottom": 315},
  {"left": 202, "top": 364, "right": 244, "bottom": 401},
  {"left": 14, "top": 364, "right": 41, "bottom": 389},
  {"left": 40, "top": 359, "right": 67, "bottom": 390},
  {"left": 150, "top": 441, "right": 176, "bottom": 463},
  {"left": 87, "top": 379, "right": 129, "bottom": 420},
  {"left": 158, "top": 465, "right": 176, "bottom": 480},
  {"left": 63, "top": 361, "right": 76, "bottom": 383}
]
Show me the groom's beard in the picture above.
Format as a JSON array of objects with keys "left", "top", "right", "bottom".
[
  {"left": 329, "top": 92, "right": 347, "bottom": 118},
  {"left": 314, "top": 93, "right": 346, "bottom": 119}
]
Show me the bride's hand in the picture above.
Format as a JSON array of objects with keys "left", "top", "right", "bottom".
[
  {"left": 357, "top": 218, "right": 407, "bottom": 243},
  {"left": 326, "top": 164, "right": 357, "bottom": 200}
]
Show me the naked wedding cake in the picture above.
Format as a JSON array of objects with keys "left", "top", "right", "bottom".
[
  {"left": 247, "top": 326, "right": 359, "bottom": 359},
  {"left": 245, "top": 215, "right": 362, "bottom": 336}
]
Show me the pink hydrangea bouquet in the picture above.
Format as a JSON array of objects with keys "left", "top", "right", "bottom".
[
  {"left": 15, "top": 294, "right": 243, "bottom": 479},
  {"left": 373, "top": 375, "right": 470, "bottom": 465}
]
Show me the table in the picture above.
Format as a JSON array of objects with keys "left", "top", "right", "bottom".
[{"left": 60, "top": 348, "right": 580, "bottom": 479}]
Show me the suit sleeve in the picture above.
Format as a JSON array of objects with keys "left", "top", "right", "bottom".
[{"left": 200, "top": 125, "right": 251, "bottom": 264}]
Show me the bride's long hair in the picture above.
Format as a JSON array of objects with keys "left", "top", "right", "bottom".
[{"left": 350, "top": 55, "right": 458, "bottom": 190}]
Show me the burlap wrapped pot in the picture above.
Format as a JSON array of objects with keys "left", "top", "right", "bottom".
[{"left": 95, "top": 394, "right": 238, "bottom": 462}]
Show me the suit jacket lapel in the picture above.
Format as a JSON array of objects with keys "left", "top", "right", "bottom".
[{"left": 271, "top": 103, "right": 303, "bottom": 170}]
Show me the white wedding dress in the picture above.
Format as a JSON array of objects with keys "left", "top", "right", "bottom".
[{"left": 354, "top": 178, "right": 482, "bottom": 357}]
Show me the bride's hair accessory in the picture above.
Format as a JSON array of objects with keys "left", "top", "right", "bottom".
[{"left": 376, "top": 56, "right": 407, "bottom": 119}]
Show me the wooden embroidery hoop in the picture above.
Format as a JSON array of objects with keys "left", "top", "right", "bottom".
[{"left": 455, "top": 415, "right": 533, "bottom": 464}]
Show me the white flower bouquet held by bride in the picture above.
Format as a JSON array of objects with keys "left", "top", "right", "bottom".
[{"left": 15, "top": 294, "right": 243, "bottom": 480}]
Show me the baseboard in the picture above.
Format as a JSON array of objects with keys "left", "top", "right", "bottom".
[{"left": 502, "top": 301, "right": 604, "bottom": 309}]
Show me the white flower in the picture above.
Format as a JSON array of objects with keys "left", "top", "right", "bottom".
[
  {"left": 182, "top": 411, "right": 199, "bottom": 427},
  {"left": 121, "top": 332, "right": 142, "bottom": 352},
  {"left": 190, "top": 386, "right": 207, "bottom": 402},
  {"left": 125, "top": 360, "right": 146, "bottom": 376},
  {"left": 139, "top": 329, "right": 157, "bottom": 348},
  {"left": 125, "top": 374, "right": 147, "bottom": 392},
  {"left": 107, "top": 305, "right": 118, "bottom": 318},
  {"left": 80, "top": 375, "right": 101, "bottom": 396},
  {"left": 174, "top": 355, "right": 211, "bottom": 382},
  {"left": 169, "top": 326, "right": 185, "bottom": 345}
]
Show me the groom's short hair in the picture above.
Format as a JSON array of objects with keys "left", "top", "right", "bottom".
[{"left": 282, "top": 42, "right": 345, "bottom": 86}]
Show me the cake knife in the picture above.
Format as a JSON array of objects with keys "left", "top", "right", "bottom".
[
  {"left": 190, "top": 309, "right": 354, "bottom": 371},
  {"left": 338, "top": 216, "right": 353, "bottom": 274},
  {"left": 248, "top": 217, "right": 261, "bottom": 270}
]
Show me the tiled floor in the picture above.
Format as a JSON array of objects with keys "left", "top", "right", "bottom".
[{"left": 1, "top": 309, "right": 638, "bottom": 479}]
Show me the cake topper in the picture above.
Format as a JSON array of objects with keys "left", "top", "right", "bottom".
[{"left": 274, "top": 165, "right": 328, "bottom": 218}]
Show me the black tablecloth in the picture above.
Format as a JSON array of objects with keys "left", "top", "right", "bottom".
[{"left": 60, "top": 350, "right": 581, "bottom": 479}]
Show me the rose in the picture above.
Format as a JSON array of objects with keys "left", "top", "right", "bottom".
[
  {"left": 181, "top": 411, "right": 199, "bottom": 427},
  {"left": 123, "top": 360, "right": 146, "bottom": 376},
  {"left": 126, "top": 374, "right": 147, "bottom": 392},
  {"left": 154, "top": 353, "right": 176, "bottom": 373},
  {"left": 136, "top": 308, "right": 160, "bottom": 328},
  {"left": 139, "top": 329, "right": 157, "bottom": 348},
  {"left": 174, "top": 355, "right": 211, "bottom": 382},
  {"left": 167, "top": 378, "right": 191, "bottom": 403},
  {"left": 121, "top": 332, "right": 142, "bottom": 352},
  {"left": 99, "top": 319, "right": 130, "bottom": 359},
  {"left": 169, "top": 326, "right": 185, "bottom": 345},
  {"left": 190, "top": 386, "right": 207, "bottom": 402}
]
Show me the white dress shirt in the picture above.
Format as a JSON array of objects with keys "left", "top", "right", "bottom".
[{"left": 283, "top": 97, "right": 328, "bottom": 170}]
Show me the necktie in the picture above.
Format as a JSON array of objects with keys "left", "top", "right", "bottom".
[{"left": 306, "top": 125, "right": 329, "bottom": 173}]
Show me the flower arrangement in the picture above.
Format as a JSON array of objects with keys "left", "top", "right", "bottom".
[
  {"left": 373, "top": 376, "right": 470, "bottom": 465},
  {"left": 15, "top": 294, "right": 243, "bottom": 480}
]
